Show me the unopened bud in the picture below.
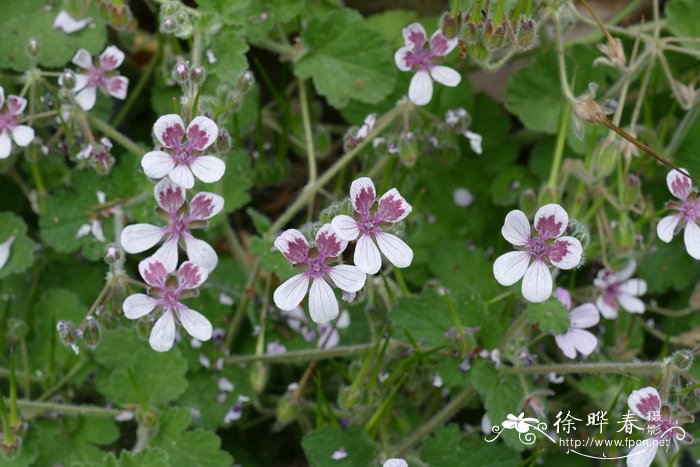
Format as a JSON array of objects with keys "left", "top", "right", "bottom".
[
  {"left": 104, "top": 244, "right": 120, "bottom": 264},
  {"left": 60, "top": 70, "right": 77, "bottom": 90},
  {"left": 567, "top": 219, "right": 591, "bottom": 250},
  {"left": 672, "top": 349, "right": 694, "bottom": 371},
  {"left": 236, "top": 71, "right": 255, "bottom": 93},
  {"left": 83, "top": 317, "right": 101, "bottom": 349},
  {"left": 214, "top": 129, "right": 232, "bottom": 154},
  {"left": 137, "top": 317, "right": 152, "bottom": 340},
  {"left": 274, "top": 392, "right": 299, "bottom": 430},
  {"left": 57, "top": 320, "right": 82, "bottom": 355},
  {"left": 0, "top": 437, "right": 19, "bottom": 459},
  {"left": 515, "top": 17, "right": 536, "bottom": 49},
  {"left": 461, "top": 21, "right": 480, "bottom": 44},
  {"left": 160, "top": 16, "right": 177, "bottom": 34},
  {"left": 398, "top": 132, "right": 418, "bottom": 167},
  {"left": 440, "top": 12, "right": 462, "bottom": 39},
  {"left": 484, "top": 21, "right": 505, "bottom": 50},
  {"left": 622, "top": 174, "right": 641, "bottom": 206},
  {"left": 27, "top": 39, "right": 40, "bottom": 58},
  {"left": 190, "top": 66, "right": 205, "bottom": 85},
  {"left": 172, "top": 62, "right": 189, "bottom": 84},
  {"left": 96, "top": 305, "right": 120, "bottom": 330},
  {"left": 593, "top": 137, "right": 618, "bottom": 178}
]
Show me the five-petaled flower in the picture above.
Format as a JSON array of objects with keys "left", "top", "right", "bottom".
[
  {"left": 594, "top": 259, "right": 647, "bottom": 319},
  {"left": 331, "top": 177, "right": 413, "bottom": 275},
  {"left": 0, "top": 86, "right": 34, "bottom": 159},
  {"left": 657, "top": 168, "right": 700, "bottom": 260},
  {"left": 123, "top": 258, "right": 213, "bottom": 352},
  {"left": 273, "top": 225, "right": 366, "bottom": 324},
  {"left": 65, "top": 46, "right": 129, "bottom": 110},
  {"left": 501, "top": 412, "right": 539, "bottom": 433},
  {"left": 552, "top": 288, "right": 599, "bottom": 359},
  {"left": 395, "top": 23, "right": 461, "bottom": 106},
  {"left": 493, "top": 204, "right": 583, "bottom": 303},
  {"left": 141, "top": 114, "right": 225, "bottom": 189},
  {"left": 626, "top": 387, "right": 690, "bottom": 467},
  {"left": 121, "top": 177, "right": 223, "bottom": 272}
]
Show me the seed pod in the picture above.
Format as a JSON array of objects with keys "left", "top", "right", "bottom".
[{"left": 273, "top": 392, "right": 299, "bottom": 430}]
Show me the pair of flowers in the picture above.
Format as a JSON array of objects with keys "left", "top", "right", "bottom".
[{"left": 273, "top": 177, "right": 413, "bottom": 324}]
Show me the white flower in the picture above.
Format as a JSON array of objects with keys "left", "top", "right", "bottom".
[
  {"left": 63, "top": 46, "right": 128, "bottom": 110},
  {"left": 656, "top": 168, "right": 700, "bottom": 259},
  {"left": 52, "top": 11, "right": 92, "bottom": 33},
  {"left": 594, "top": 260, "right": 647, "bottom": 319},
  {"left": 0, "top": 87, "right": 34, "bottom": 159},
  {"left": 552, "top": 288, "right": 599, "bottom": 359},
  {"left": 383, "top": 459, "right": 408, "bottom": 467}
]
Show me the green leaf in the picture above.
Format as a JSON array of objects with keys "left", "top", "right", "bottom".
[
  {"left": 428, "top": 242, "right": 500, "bottom": 297},
  {"left": 526, "top": 298, "right": 570, "bottom": 334},
  {"left": 666, "top": 0, "right": 700, "bottom": 51},
  {"left": 365, "top": 9, "right": 419, "bottom": 48},
  {"left": 420, "top": 425, "right": 520, "bottom": 467},
  {"left": 504, "top": 45, "right": 607, "bottom": 133},
  {"left": 639, "top": 241, "right": 699, "bottom": 293},
  {"left": 489, "top": 167, "right": 538, "bottom": 207},
  {"left": 0, "top": 212, "right": 36, "bottom": 279},
  {"left": 73, "top": 448, "right": 170, "bottom": 467},
  {"left": 295, "top": 9, "right": 397, "bottom": 109},
  {"left": 151, "top": 408, "right": 233, "bottom": 467},
  {"left": 32, "top": 417, "right": 119, "bottom": 465},
  {"left": 301, "top": 424, "right": 377, "bottom": 467},
  {"left": 219, "top": 148, "right": 254, "bottom": 213},
  {"left": 210, "top": 29, "right": 250, "bottom": 85},
  {"left": 0, "top": 0, "right": 107, "bottom": 72}
]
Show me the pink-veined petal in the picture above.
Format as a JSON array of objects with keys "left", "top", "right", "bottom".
[
  {"left": 0, "top": 131, "right": 10, "bottom": 159},
  {"left": 522, "top": 260, "right": 553, "bottom": 303},
  {"left": 569, "top": 303, "right": 599, "bottom": 329},
  {"left": 596, "top": 295, "right": 618, "bottom": 319},
  {"left": 154, "top": 177, "right": 185, "bottom": 213},
  {"left": 355, "top": 234, "right": 381, "bottom": 275},
  {"left": 183, "top": 235, "right": 218, "bottom": 272},
  {"left": 177, "top": 307, "right": 212, "bottom": 341},
  {"left": 123, "top": 294, "right": 158, "bottom": 319},
  {"left": 318, "top": 326, "right": 340, "bottom": 349},
  {"left": 53, "top": 11, "right": 92, "bottom": 33},
  {"left": 327, "top": 265, "right": 366, "bottom": 293},
  {"left": 168, "top": 165, "right": 195, "bottom": 189},
  {"left": 394, "top": 46, "right": 412, "bottom": 72},
  {"left": 430, "top": 30, "right": 457, "bottom": 56},
  {"left": 273, "top": 274, "right": 310, "bottom": 311},
  {"left": 554, "top": 333, "right": 577, "bottom": 359},
  {"left": 71, "top": 48, "right": 94, "bottom": 69},
  {"left": 11, "top": 125, "right": 34, "bottom": 147},
  {"left": 99, "top": 46, "right": 125, "bottom": 70},
  {"left": 105, "top": 76, "right": 128, "bottom": 99},
  {"left": 627, "top": 387, "right": 661, "bottom": 420},
  {"left": 274, "top": 229, "right": 309, "bottom": 264},
  {"left": 189, "top": 192, "right": 224, "bottom": 221},
  {"left": 501, "top": 210, "right": 531, "bottom": 246},
  {"left": 331, "top": 215, "right": 360, "bottom": 241},
  {"left": 120, "top": 223, "right": 164, "bottom": 253},
  {"left": 71, "top": 73, "right": 89, "bottom": 92},
  {"left": 656, "top": 215, "right": 680, "bottom": 243},
  {"left": 153, "top": 114, "right": 185, "bottom": 148},
  {"left": 567, "top": 328, "right": 598, "bottom": 357},
  {"left": 152, "top": 236, "right": 179, "bottom": 272},
  {"left": 350, "top": 177, "right": 376, "bottom": 217},
  {"left": 177, "top": 260, "right": 208, "bottom": 289},
  {"left": 141, "top": 150, "right": 175, "bottom": 179},
  {"left": 0, "top": 235, "right": 14, "bottom": 270},
  {"left": 376, "top": 188, "right": 412, "bottom": 223},
  {"left": 186, "top": 116, "right": 218, "bottom": 151},
  {"left": 402, "top": 23, "right": 427, "bottom": 47},
  {"left": 430, "top": 66, "right": 461, "bottom": 87},
  {"left": 75, "top": 85, "right": 97, "bottom": 110},
  {"left": 617, "top": 293, "right": 645, "bottom": 314},
  {"left": 315, "top": 224, "right": 347, "bottom": 258},
  {"left": 383, "top": 459, "right": 409, "bottom": 467},
  {"left": 190, "top": 155, "right": 226, "bottom": 183},
  {"left": 554, "top": 287, "right": 572, "bottom": 310},
  {"left": 308, "top": 278, "right": 338, "bottom": 324},
  {"left": 534, "top": 204, "right": 568, "bottom": 240},
  {"left": 610, "top": 259, "right": 637, "bottom": 283},
  {"left": 375, "top": 232, "right": 413, "bottom": 268},
  {"left": 149, "top": 311, "right": 176, "bottom": 352},
  {"left": 684, "top": 221, "right": 700, "bottom": 260},
  {"left": 138, "top": 257, "right": 171, "bottom": 288},
  {"left": 408, "top": 70, "right": 433, "bottom": 106},
  {"left": 667, "top": 168, "right": 693, "bottom": 200},
  {"left": 493, "top": 251, "right": 530, "bottom": 286},
  {"left": 549, "top": 236, "right": 583, "bottom": 270},
  {"left": 626, "top": 440, "right": 658, "bottom": 467},
  {"left": 619, "top": 279, "right": 647, "bottom": 297}
]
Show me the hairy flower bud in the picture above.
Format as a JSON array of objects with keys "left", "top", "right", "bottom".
[
  {"left": 236, "top": 71, "right": 255, "bottom": 93},
  {"left": 274, "top": 392, "right": 299, "bottom": 430},
  {"left": 672, "top": 349, "right": 694, "bottom": 371},
  {"left": 83, "top": 316, "right": 101, "bottom": 349},
  {"left": 515, "top": 17, "right": 536, "bottom": 49},
  {"left": 60, "top": 70, "right": 77, "bottom": 90},
  {"left": 27, "top": 39, "right": 40, "bottom": 58},
  {"left": 440, "top": 12, "right": 462, "bottom": 39},
  {"left": 622, "top": 174, "right": 641, "bottom": 206},
  {"left": 96, "top": 305, "right": 120, "bottom": 330},
  {"left": 56, "top": 320, "right": 82, "bottom": 355},
  {"left": 172, "top": 62, "right": 189, "bottom": 84},
  {"left": 190, "top": 66, "right": 206, "bottom": 85},
  {"left": 213, "top": 129, "right": 232, "bottom": 154}
]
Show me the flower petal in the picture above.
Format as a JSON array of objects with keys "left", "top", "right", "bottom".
[
  {"left": 190, "top": 156, "right": 226, "bottom": 184},
  {"left": 105, "top": 76, "right": 128, "bottom": 99},
  {"left": 120, "top": 224, "right": 164, "bottom": 253},
  {"left": 569, "top": 303, "right": 600, "bottom": 328},
  {"left": 617, "top": 293, "right": 645, "bottom": 314},
  {"left": 11, "top": 125, "right": 34, "bottom": 147},
  {"left": 375, "top": 232, "right": 413, "bottom": 268},
  {"left": 554, "top": 334, "right": 577, "bottom": 359},
  {"left": 596, "top": 295, "right": 618, "bottom": 319},
  {"left": 402, "top": 23, "right": 427, "bottom": 47},
  {"left": 75, "top": 86, "right": 97, "bottom": 110},
  {"left": 273, "top": 274, "right": 310, "bottom": 311},
  {"left": 154, "top": 177, "right": 185, "bottom": 213},
  {"left": 274, "top": 229, "right": 309, "bottom": 264},
  {"left": 430, "top": 65, "right": 461, "bottom": 87},
  {"left": 408, "top": 70, "right": 433, "bottom": 106},
  {"left": 168, "top": 165, "right": 195, "bottom": 189},
  {"left": 177, "top": 261, "right": 208, "bottom": 289},
  {"left": 141, "top": 150, "right": 175, "bottom": 179},
  {"left": 534, "top": 204, "right": 568, "bottom": 240},
  {"left": 123, "top": 294, "right": 158, "bottom": 319},
  {"left": 548, "top": 236, "right": 583, "bottom": 270},
  {"left": 667, "top": 168, "right": 692, "bottom": 200},
  {"left": 189, "top": 192, "right": 224, "bottom": 220},
  {"left": 52, "top": 11, "right": 92, "bottom": 33},
  {"left": 493, "top": 251, "right": 530, "bottom": 286},
  {"left": 656, "top": 215, "right": 680, "bottom": 243},
  {"left": 71, "top": 48, "right": 94, "bottom": 69},
  {"left": 0, "top": 131, "right": 11, "bottom": 159},
  {"left": 187, "top": 116, "right": 218, "bottom": 151},
  {"left": 522, "top": 261, "right": 552, "bottom": 303},
  {"left": 684, "top": 221, "right": 700, "bottom": 259},
  {"left": 0, "top": 235, "right": 14, "bottom": 270},
  {"left": 501, "top": 210, "right": 531, "bottom": 246},
  {"left": 6, "top": 95, "right": 25, "bottom": 115},
  {"left": 350, "top": 177, "right": 377, "bottom": 217},
  {"left": 99, "top": 46, "right": 125, "bottom": 70},
  {"left": 149, "top": 311, "right": 176, "bottom": 352},
  {"left": 152, "top": 236, "right": 179, "bottom": 272},
  {"left": 354, "top": 234, "right": 382, "bottom": 275},
  {"left": 619, "top": 279, "right": 647, "bottom": 297},
  {"left": 627, "top": 387, "right": 661, "bottom": 420},
  {"left": 394, "top": 46, "right": 412, "bottom": 72},
  {"left": 177, "top": 307, "right": 212, "bottom": 341},
  {"left": 153, "top": 114, "right": 185, "bottom": 148},
  {"left": 430, "top": 30, "right": 457, "bottom": 55},
  {"left": 383, "top": 459, "right": 409, "bottom": 467},
  {"left": 376, "top": 188, "right": 412, "bottom": 223},
  {"left": 315, "top": 224, "right": 347, "bottom": 259},
  {"left": 327, "top": 265, "right": 366, "bottom": 293},
  {"left": 308, "top": 278, "right": 338, "bottom": 324},
  {"left": 138, "top": 258, "right": 172, "bottom": 288},
  {"left": 331, "top": 215, "right": 360, "bottom": 241},
  {"left": 183, "top": 235, "right": 218, "bottom": 272},
  {"left": 627, "top": 440, "right": 658, "bottom": 467},
  {"left": 567, "top": 328, "right": 598, "bottom": 357}
]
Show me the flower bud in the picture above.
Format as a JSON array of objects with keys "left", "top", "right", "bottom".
[
  {"left": 213, "top": 129, "right": 232, "bottom": 154},
  {"left": 398, "top": 132, "right": 418, "bottom": 167},
  {"left": 160, "top": 16, "right": 177, "bottom": 34},
  {"left": 60, "top": 70, "right": 77, "bottom": 90},
  {"left": 27, "top": 39, "right": 40, "bottom": 58},
  {"left": 440, "top": 12, "right": 462, "bottom": 39},
  {"left": 96, "top": 305, "right": 120, "bottom": 330},
  {"left": 24, "top": 140, "right": 43, "bottom": 163},
  {"left": 82, "top": 316, "right": 101, "bottom": 349},
  {"left": 190, "top": 66, "right": 206, "bottom": 85},
  {"left": 0, "top": 436, "right": 19, "bottom": 460},
  {"left": 461, "top": 21, "right": 480, "bottom": 44},
  {"left": 136, "top": 317, "right": 152, "bottom": 340},
  {"left": 57, "top": 320, "right": 82, "bottom": 355},
  {"left": 172, "top": 62, "right": 189, "bottom": 84},
  {"left": 104, "top": 244, "right": 120, "bottom": 264},
  {"left": 516, "top": 17, "right": 536, "bottom": 49},
  {"left": 274, "top": 392, "right": 299, "bottom": 430},
  {"left": 567, "top": 219, "right": 591, "bottom": 250},
  {"left": 469, "top": 42, "right": 489, "bottom": 61},
  {"left": 592, "top": 138, "right": 618, "bottom": 178},
  {"left": 484, "top": 21, "right": 505, "bottom": 50},
  {"left": 680, "top": 387, "right": 700, "bottom": 413},
  {"left": 236, "top": 71, "right": 255, "bottom": 93},
  {"left": 622, "top": 174, "right": 641, "bottom": 206},
  {"left": 671, "top": 349, "right": 694, "bottom": 371}
]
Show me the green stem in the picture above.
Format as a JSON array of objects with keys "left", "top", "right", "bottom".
[
  {"left": 499, "top": 311, "right": 528, "bottom": 355},
  {"left": 224, "top": 258, "right": 260, "bottom": 349},
  {"left": 499, "top": 361, "right": 664, "bottom": 376},
  {"left": 86, "top": 114, "right": 144, "bottom": 157},
  {"left": 38, "top": 357, "right": 88, "bottom": 401},
  {"left": 667, "top": 100, "right": 700, "bottom": 157},
  {"left": 547, "top": 99, "right": 571, "bottom": 201},
  {"left": 14, "top": 399, "right": 122, "bottom": 417},
  {"left": 112, "top": 40, "right": 161, "bottom": 127},
  {"left": 225, "top": 343, "right": 375, "bottom": 365},
  {"left": 222, "top": 220, "right": 250, "bottom": 274},
  {"left": 299, "top": 79, "right": 317, "bottom": 220}
]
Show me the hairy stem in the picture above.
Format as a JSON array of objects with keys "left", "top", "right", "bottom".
[{"left": 499, "top": 361, "right": 664, "bottom": 376}]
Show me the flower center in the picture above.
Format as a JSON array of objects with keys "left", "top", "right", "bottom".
[
  {"left": 403, "top": 45, "right": 437, "bottom": 72},
  {"left": 0, "top": 111, "right": 16, "bottom": 130},
  {"left": 528, "top": 237, "right": 547, "bottom": 258},
  {"left": 676, "top": 197, "right": 700, "bottom": 222},
  {"left": 305, "top": 256, "right": 330, "bottom": 279}
]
